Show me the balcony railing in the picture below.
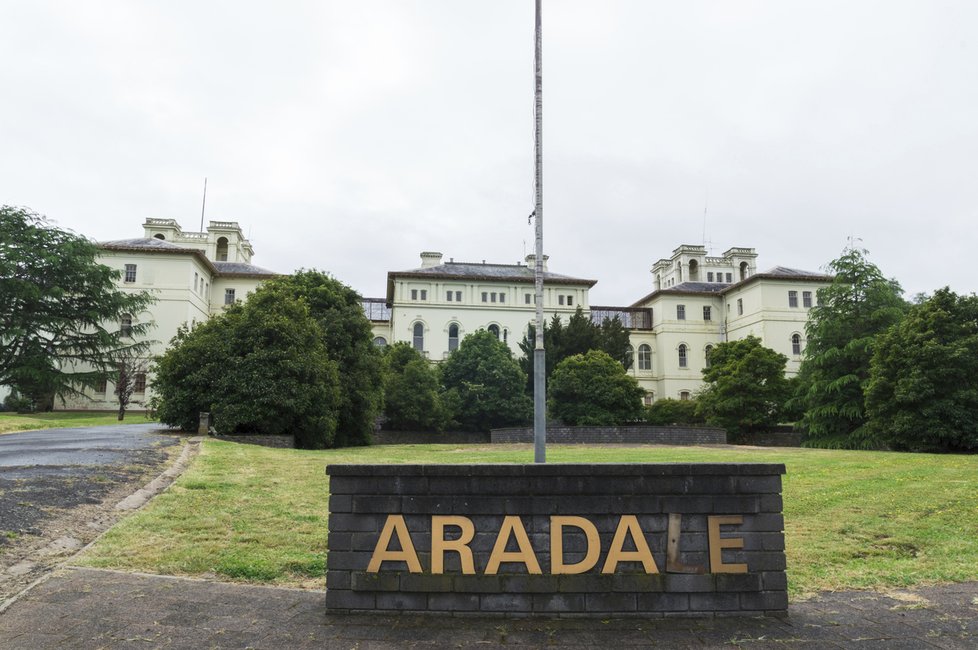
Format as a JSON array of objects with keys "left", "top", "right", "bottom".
[{"left": 590, "top": 306, "right": 653, "bottom": 330}]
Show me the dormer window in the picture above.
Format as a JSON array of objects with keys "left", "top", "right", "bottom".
[{"left": 153, "top": 233, "right": 165, "bottom": 240}]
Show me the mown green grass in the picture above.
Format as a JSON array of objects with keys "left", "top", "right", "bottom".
[
  {"left": 0, "top": 411, "right": 155, "bottom": 434},
  {"left": 75, "top": 441, "right": 978, "bottom": 598}
]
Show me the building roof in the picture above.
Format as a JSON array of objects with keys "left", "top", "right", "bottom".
[
  {"left": 630, "top": 266, "right": 832, "bottom": 307},
  {"left": 212, "top": 261, "right": 277, "bottom": 278},
  {"left": 388, "top": 261, "right": 597, "bottom": 286},
  {"left": 102, "top": 237, "right": 188, "bottom": 251},
  {"left": 386, "top": 260, "right": 596, "bottom": 306},
  {"left": 99, "top": 238, "right": 278, "bottom": 278}
]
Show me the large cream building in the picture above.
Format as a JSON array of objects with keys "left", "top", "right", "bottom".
[
  {"left": 369, "top": 245, "right": 831, "bottom": 404},
  {"left": 60, "top": 218, "right": 276, "bottom": 410},
  {"left": 54, "top": 219, "right": 830, "bottom": 410}
]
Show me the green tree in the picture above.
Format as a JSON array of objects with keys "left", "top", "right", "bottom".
[
  {"left": 442, "top": 330, "right": 532, "bottom": 432},
  {"left": 152, "top": 290, "right": 341, "bottom": 448},
  {"left": 644, "top": 398, "right": 704, "bottom": 426},
  {"left": 257, "top": 271, "right": 384, "bottom": 447},
  {"left": 696, "top": 336, "right": 790, "bottom": 436},
  {"left": 548, "top": 350, "right": 644, "bottom": 425},
  {"left": 519, "top": 307, "right": 632, "bottom": 391},
  {"left": 865, "top": 288, "right": 978, "bottom": 452},
  {"left": 794, "top": 247, "right": 906, "bottom": 447},
  {"left": 0, "top": 206, "right": 155, "bottom": 407},
  {"left": 382, "top": 342, "right": 450, "bottom": 431}
]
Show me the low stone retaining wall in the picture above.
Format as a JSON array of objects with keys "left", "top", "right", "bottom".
[
  {"left": 325, "top": 463, "right": 787, "bottom": 617},
  {"left": 372, "top": 431, "right": 492, "bottom": 445},
  {"left": 210, "top": 434, "right": 295, "bottom": 448},
  {"left": 491, "top": 425, "right": 727, "bottom": 445}
]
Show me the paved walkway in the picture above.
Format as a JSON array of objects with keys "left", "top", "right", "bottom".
[{"left": 0, "top": 567, "right": 975, "bottom": 648}]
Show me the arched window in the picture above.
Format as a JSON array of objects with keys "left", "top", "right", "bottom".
[
  {"left": 120, "top": 314, "right": 133, "bottom": 337},
  {"left": 448, "top": 324, "right": 460, "bottom": 352},
  {"left": 791, "top": 333, "right": 802, "bottom": 356},
  {"left": 488, "top": 324, "right": 500, "bottom": 340},
  {"left": 678, "top": 344, "right": 688, "bottom": 368},
  {"left": 412, "top": 323, "right": 424, "bottom": 352},
  {"left": 216, "top": 236, "right": 229, "bottom": 261},
  {"left": 739, "top": 261, "right": 748, "bottom": 281},
  {"left": 644, "top": 392, "right": 654, "bottom": 406},
  {"left": 688, "top": 259, "right": 699, "bottom": 281},
  {"left": 372, "top": 336, "right": 387, "bottom": 348},
  {"left": 638, "top": 344, "right": 652, "bottom": 370},
  {"left": 704, "top": 344, "right": 714, "bottom": 368},
  {"left": 624, "top": 345, "right": 634, "bottom": 369},
  {"left": 153, "top": 233, "right": 165, "bottom": 240}
]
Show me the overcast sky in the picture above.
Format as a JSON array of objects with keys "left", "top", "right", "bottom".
[{"left": 2, "top": 1, "right": 975, "bottom": 305}]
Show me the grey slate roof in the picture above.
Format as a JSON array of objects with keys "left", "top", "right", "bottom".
[
  {"left": 101, "top": 238, "right": 187, "bottom": 250},
  {"left": 100, "top": 238, "right": 279, "bottom": 277},
  {"left": 390, "top": 261, "right": 596, "bottom": 286},
  {"left": 761, "top": 266, "right": 831, "bottom": 278},
  {"left": 212, "top": 261, "right": 277, "bottom": 276}
]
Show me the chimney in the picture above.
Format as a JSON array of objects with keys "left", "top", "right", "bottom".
[
  {"left": 419, "top": 251, "right": 443, "bottom": 268},
  {"left": 525, "top": 253, "right": 549, "bottom": 271}
]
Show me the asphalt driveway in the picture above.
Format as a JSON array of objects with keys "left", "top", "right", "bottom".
[{"left": 0, "top": 422, "right": 182, "bottom": 599}]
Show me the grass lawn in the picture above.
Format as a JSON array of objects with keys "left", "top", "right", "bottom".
[
  {"left": 0, "top": 411, "right": 155, "bottom": 434},
  {"left": 75, "top": 441, "right": 978, "bottom": 598}
]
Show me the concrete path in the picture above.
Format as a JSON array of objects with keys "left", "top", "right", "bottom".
[
  {"left": 0, "top": 567, "right": 975, "bottom": 648},
  {"left": 0, "top": 423, "right": 183, "bottom": 601}
]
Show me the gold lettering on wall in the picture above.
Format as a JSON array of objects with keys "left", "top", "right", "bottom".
[
  {"left": 550, "top": 516, "right": 600, "bottom": 574},
  {"left": 366, "top": 514, "right": 423, "bottom": 573},
  {"left": 485, "top": 516, "right": 542, "bottom": 575},
  {"left": 601, "top": 515, "right": 659, "bottom": 574},
  {"left": 707, "top": 515, "right": 748, "bottom": 574},
  {"left": 431, "top": 516, "right": 476, "bottom": 574}
]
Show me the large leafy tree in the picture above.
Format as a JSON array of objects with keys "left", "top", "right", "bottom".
[
  {"left": 256, "top": 270, "right": 384, "bottom": 447},
  {"left": 793, "top": 247, "right": 906, "bottom": 447},
  {"left": 382, "top": 342, "right": 450, "bottom": 432},
  {"left": 695, "top": 336, "right": 790, "bottom": 436},
  {"left": 548, "top": 350, "right": 645, "bottom": 425},
  {"left": 865, "top": 288, "right": 978, "bottom": 452},
  {"left": 152, "top": 290, "right": 341, "bottom": 448},
  {"left": 0, "top": 206, "right": 155, "bottom": 407},
  {"left": 519, "top": 306, "right": 632, "bottom": 391},
  {"left": 442, "top": 330, "right": 532, "bottom": 432}
]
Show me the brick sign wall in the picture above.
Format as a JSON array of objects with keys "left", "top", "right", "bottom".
[{"left": 325, "top": 464, "right": 787, "bottom": 616}]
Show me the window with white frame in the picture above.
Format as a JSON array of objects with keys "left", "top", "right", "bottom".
[
  {"left": 124, "top": 264, "right": 137, "bottom": 283},
  {"left": 413, "top": 322, "right": 424, "bottom": 351},
  {"left": 488, "top": 324, "right": 500, "bottom": 339},
  {"left": 448, "top": 323, "right": 460, "bottom": 352},
  {"left": 482, "top": 292, "right": 488, "bottom": 303},
  {"left": 224, "top": 288, "right": 235, "bottom": 305},
  {"left": 446, "top": 290, "right": 453, "bottom": 301},
  {"left": 705, "top": 344, "right": 714, "bottom": 368},
  {"left": 788, "top": 290, "right": 798, "bottom": 307},
  {"left": 737, "top": 298, "right": 743, "bottom": 315},
  {"left": 120, "top": 314, "right": 133, "bottom": 337},
  {"left": 133, "top": 373, "right": 147, "bottom": 394},
  {"left": 791, "top": 333, "right": 802, "bottom": 356},
  {"left": 679, "top": 390, "right": 691, "bottom": 401},
  {"left": 678, "top": 344, "right": 688, "bottom": 368},
  {"left": 703, "top": 306, "right": 711, "bottom": 321},
  {"left": 677, "top": 304, "right": 686, "bottom": 320},
  {"left": 525, "top": 293, "right": 531, "bottom": 304},
  {"left": 411, "top": 289, "right": 418, "bottom": 300},
  {"left": 638, "top": 344, "right": 652, "bottom": 370},
  {"left": 803, "top": 291, "right": 812, "bottom": 308}
]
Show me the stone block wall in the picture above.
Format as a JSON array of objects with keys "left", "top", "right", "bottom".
[
  {"left": 490, "top": 425, "right": 727, "bottom": 445},
  {"left": 325, "top": 463, "right": 787, "bottom": 617}
]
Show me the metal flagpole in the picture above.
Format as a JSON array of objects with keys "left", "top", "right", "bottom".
[{"left": 533, "top": 0, "right": 546, "bottom": 464}]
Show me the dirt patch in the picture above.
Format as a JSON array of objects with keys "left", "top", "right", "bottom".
[{"left": 0, "top": 438, "right": 189, "bottom": 602}]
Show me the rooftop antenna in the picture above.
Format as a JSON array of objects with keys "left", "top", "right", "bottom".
[
  {"left": 199, "top": 178, "right": 208, "bottom": 232},
  {"left": 701, "top": 182, "right": 713, "bottom": 253}
]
